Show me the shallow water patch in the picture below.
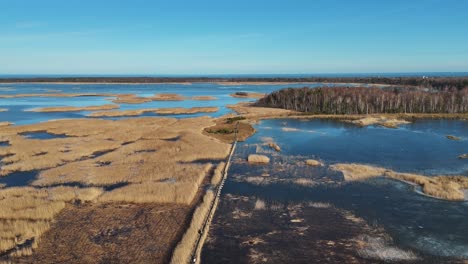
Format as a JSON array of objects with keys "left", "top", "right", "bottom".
[
  {"left": 20, "top": 131, "right": 69, "bottom": 140},
  {"left": 0, "top": 170, "right": 39, "bottom": 187}
]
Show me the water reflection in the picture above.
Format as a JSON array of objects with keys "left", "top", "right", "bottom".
[{"left": 213, "top": 118, "right": 468, "bottom": 259}]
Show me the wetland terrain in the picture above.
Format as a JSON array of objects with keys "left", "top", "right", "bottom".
[{"left": 0, "top": 79, "right": 467, "bottom": 263}]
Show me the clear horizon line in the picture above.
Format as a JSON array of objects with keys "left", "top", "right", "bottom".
[{"left": 1, "top": 71, "right": 468, "bottom": 77}]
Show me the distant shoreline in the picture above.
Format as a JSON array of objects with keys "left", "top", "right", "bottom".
[{"left": 0, "top": 77, "right": 466, "bottom": 91}]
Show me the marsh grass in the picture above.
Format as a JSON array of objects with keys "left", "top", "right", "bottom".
[
  {"left": 191, "top": 96, "right": 217, "bottom": 101},
  {"left": 350, "top": 116, "right": 410, "bottom": 128},
  {"left": 207, "top": 128, "right": 233, "bottom": 134},
  {"left": 30, "top": 104, "right": 119, "bottom": 113},
  {"left": 225, "top": 116, "right": 246, "bottom": 124},
  {"left": 99, "top": 182, "right": 200, "bottom": 204},
  {"left": 210, "top": 162, "right": 226, "bottom": 186},
  {"left": 331, "top": 163, "right": 468, "bottom": 201},
  {"left": 87, "top": 107, "right": 218, "bottom": 117},
  {"left": 356, "top": 235, "right": 418, "bottom": 261},
  {"left": 0, "top": 116, "right": 231, "bottom": 258},
  {"left": 229, "top": 92, "right": 265, "bottom": 99},
  {"left": 0, "top": 186, "right": 103, "bottom": 256},
  {"left": 254, "top": 199, "right": 266, "bottom": 210},
  {"left": 446, "top": 135, "right": 462, "bottom": 141},
  {"left": 170, "top": 190, "right": 215, "bottom": 264},
  {"left": 248, "top": 154, "right": 270, "bottom": 164},
  {"left": 151, "top": 93, "right": 186, "bottom": 101},
  {"left": 305, "top": 159, "right": 322, "bottom": 166}
]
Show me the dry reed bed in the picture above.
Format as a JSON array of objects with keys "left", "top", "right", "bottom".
[
  {"left": 330, "top": 163, "right": 468, "bottom": 201},
  {"left": 349, "top": 116, "right": 410, "bottom": 128},
  {"left": 87, "top": 107, "right": 219, "bottom": 117},
  {"left": 111, "top": 94, "right": 216, "bottom": 104},
  {"left": 0, "top": 116, "right": 231, "bottom": 257},
  {"left": 229, "top": 92, "right": 266, "bottom": 99},
  {"left": 111, "top": 94, "right": 153, "bottom": 104},
  {"left": 0, "top": 186, "right": 103, "bottom": 255},
  {"left": 211, "top": 162, "right": 226, "bottom": 186},
  {"left": 170, "top": 190, "right": 215, "bottom": 264},
  {"left": 0, "top": 116, "right": 230, "bottom": 190},
  {"left": 152, "top": 93, "right": 186, "bottom": 101},
  {"left": 203, "top": 117, "right": 256, "bottom": 143},
  {"left": 111, "top": 93, "right": 203, "bottom": 104},
  {"left": 29, "top": 104, "right": 119, "bottom": 113},
  {"left": 0, "top": 93, "right": 117, "bottom": 99},
  {"left": 192, "top": 96, "right": 217, "bottom": 100},
  {"left": 227, "top": 102, "right": 468, "bottom": 123},
  {"left": 227, "top": 102, "right": 297, "bottom": 119},
  {"left": 0, "top": 122, "right": 12, "bottom": 127}
]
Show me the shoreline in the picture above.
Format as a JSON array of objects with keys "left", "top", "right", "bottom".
[{"left": 226, "top": 102, "right": 468, "bottom": 122}]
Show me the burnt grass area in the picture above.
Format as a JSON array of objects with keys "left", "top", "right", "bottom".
[
  {"left": 202, "top": 192, "right": 461, "bottom": 264},
  {"left": 12, "top": 203, "right": 191, "bottom": 264},
  {"left": 202, "top": 195, "right": 387, "bottom": 264},
  {"left": 201, "top": 143, "right": 464, "bottom": 264}
]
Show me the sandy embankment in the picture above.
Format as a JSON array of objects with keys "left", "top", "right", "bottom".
[
  {"left": 330, "top": 163, "right": 468, "bottom": 201},
  {"left": 88, "top": 107, "right": 219, "bottom": 117}
]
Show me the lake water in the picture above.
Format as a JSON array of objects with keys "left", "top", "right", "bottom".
[
  {"left": 203, "top": 119, "right": 468, "bottom": 262},
  {"left": 0, "top": 82, "right": 327, "bottom": 125}
]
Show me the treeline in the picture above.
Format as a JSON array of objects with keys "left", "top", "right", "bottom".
[
  {"left": 0, "top": 76, "right": 467, "bottom": 91},
  {"left": 255, "top": 87, "right": 468, "bottom": 114}
]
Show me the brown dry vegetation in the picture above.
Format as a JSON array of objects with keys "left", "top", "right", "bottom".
[
  {"left": 218, "top": 81, "right": 315, "bottom": 86},
  {"left": 349, "top": 116, "right": 410, "bottom": 128},
  {"left": 30, "top": 104, "right": 119, "bottom": 113},
  {"left": 87, "top": 107, "right": 219, "bottom": 117},
  {"left": 306, "top": 159, "right": 323, "bottom": 166},
  {"left": 227, "top": 101, "right": 468, "bottom": 124},
  {"left": 211, "top": 162, "right": 226, "bottom": 186},
  {"left": 111, "top": 93, "right": 216, "bottom": 104},
  {"left": 330, "top": 163, "right": 468, "bottom": 201},
  {"left": 227, "top": 102, "right": 297, "bottom": 119},
  {"left": 203, "top": 116, "right": 256, "bottom": 143},
  {"left": 259, "top": 137, "right": 281, "bottom": 152},
  {"left": 446, "top": 135, "right": 462, "bottom": 141},
  {"left": 111, "top": 94, "right": 153, "bottom": 104},
  {"left": 192, "top": 96, "right": 217, "bottom": 100},
  {"left": 229, "top": 92, "right": 266, "bottom": 99},
  {"left": 0, "top": 122, "right": 12, "bottom": 127},
  {"left": 0, "top": 93, "right": 117, "bottom": 99},
  {"left": 248, "top": 154, "right": 270, "bottom": 164},
  {"left": 0, "top": 186, "right": 103, "bottom": 256},
  {"left": 14, "top": 203, "right": 192, "bottom": 264},
  {"left": 152, "top": 93, "right": 186, "bottom": 101},
  {"left": 0, "top": 116, "right": 231, "bottom": 258},
  {"left": 170, "top": 190, "right": 215, "bottom": 264}
]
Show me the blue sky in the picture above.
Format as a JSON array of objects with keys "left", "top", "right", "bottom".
[{"left": 1, "top": 0, "right": 467, "bottom": 74}]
